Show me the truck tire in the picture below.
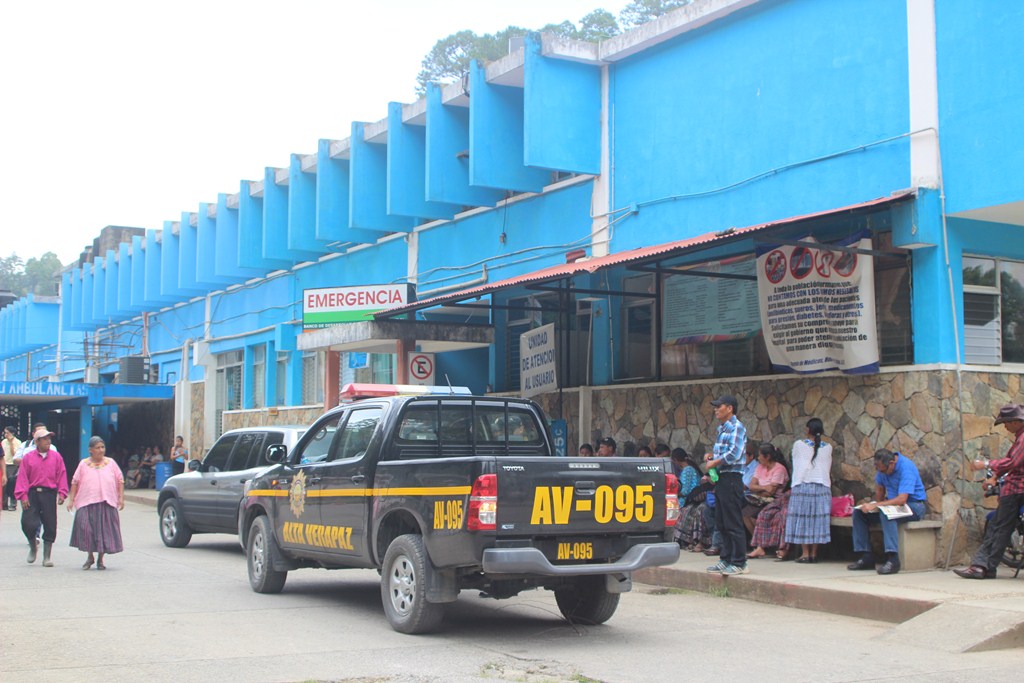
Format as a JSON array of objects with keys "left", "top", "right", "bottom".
[
  {"left": 555, "top": 576, "right": 620, "bottom": 625},
  {"left": 247, "top": 516, "right": 288, "bottom": 594},
  {"left": 159, "top": 498, "right": 193, "bottom": 548},
  {"left": 381, "top": 534, "right": 444, "bottom": 634}
]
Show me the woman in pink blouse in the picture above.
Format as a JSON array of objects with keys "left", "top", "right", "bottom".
[{"left": 67, "top": 436, "right": 124, "bottom": 570}]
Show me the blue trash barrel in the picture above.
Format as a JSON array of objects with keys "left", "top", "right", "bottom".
[{"left": 155, "top": 462, "right": 174, "bottom": 490}]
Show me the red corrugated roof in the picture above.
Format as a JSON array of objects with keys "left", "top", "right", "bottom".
[{"left": 377, "top": 190, "right": 915, "bottom": 318}]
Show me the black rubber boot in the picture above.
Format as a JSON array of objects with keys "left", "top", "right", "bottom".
[
  {"left": 27, "top": 539, "right": 38, "bottom": 564},
  {"left": 42, "top": 541, "right": 53, "bottom": 567}
]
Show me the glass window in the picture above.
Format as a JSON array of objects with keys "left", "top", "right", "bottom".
[
  {"left": 963, "top": 257, "right": 997, "bottom": 287},
  {"left": 622, "top": 274, "right": 655, "bottom": 379},
  {"left": 227, "top": 432, "right": 264, "bottom": 471},
  {"left": 1001, "top": 260, "right": 1024, "bottom": 363},
  {"left": 203, "top": 434, "right": 238, "bottom": 472},
  {"left": 276, "top": 352, "right": 288, "bottom": 406},
  {"left": 295, "top": 413, "right": 343, "bottom": 464},
  {"left": 963, "top": 256, "right": 1023, "bottom": 365},
  {"left": 331, "top": 407, "right": 383, "bottom": 461},
  {"left": 253, "top": 345, "right": 266, "bottom": 409},
  {"left": 302, "top": 350, "right": 324, "bottom": 405}
]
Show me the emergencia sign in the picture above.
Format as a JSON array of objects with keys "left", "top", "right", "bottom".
[{"left": 302, "top": 284, "right": 413, "bottom": 329}]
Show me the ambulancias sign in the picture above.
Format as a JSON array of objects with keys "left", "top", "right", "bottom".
[{"left": 303, "top": 285, "right": 413, "bottom": 329}]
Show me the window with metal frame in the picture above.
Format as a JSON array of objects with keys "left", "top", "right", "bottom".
[
  {"left": 301, "top": 350, "right": 324, "bottom": 405},
  {"left": 252, "top": 344, "right": 266, "bottom": 408},
  {"left": 963, "top": 256, "right": 1024, "bottom": 364}
]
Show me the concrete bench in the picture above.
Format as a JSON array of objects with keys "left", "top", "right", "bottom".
[{"left": 830, "top": 516, "right": 943, "bottom": 571}]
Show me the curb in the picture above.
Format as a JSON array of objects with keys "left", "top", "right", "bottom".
[
  {"left": 634, "top": 565, "right": 939, "bottom": 624},
  {"left": 124, "top": 492, "right": 158, "bottom": 508}
]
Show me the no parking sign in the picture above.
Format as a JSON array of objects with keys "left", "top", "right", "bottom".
[{"left": 406, "top": 353, "right": 435, "bottom": 385}]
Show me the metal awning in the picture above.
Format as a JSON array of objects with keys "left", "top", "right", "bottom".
[{"left": 375, "top": 190, "right": 916, "bottom": 319}]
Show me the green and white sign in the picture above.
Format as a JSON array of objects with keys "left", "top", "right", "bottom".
[{"left": 303, "top": 284, "right": 412, "bottom": 329}]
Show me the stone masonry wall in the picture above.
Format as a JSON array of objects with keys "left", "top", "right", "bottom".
[
  {"left": 535, "top": 369, "right": 1022, "bottom": 566},
  {"left": 222, "top": 406, "right": 325, "bottom": 432}
]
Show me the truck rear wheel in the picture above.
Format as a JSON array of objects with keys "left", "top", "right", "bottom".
[
  {"left": 159, "top": 498, "right": 192, "bottom": 548},
  {"left": 247, "top": 516, "right": 288, "bottom": 594},
  {"left": 555, "top": 576, "right": 620, "bottom": 625},
  {"left": 381, "top": 534, "right": 443, "bottom": 634}
]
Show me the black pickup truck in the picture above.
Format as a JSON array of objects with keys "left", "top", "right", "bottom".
[{"left": 238, "top": 393, "right": 680, "bottom": 633}]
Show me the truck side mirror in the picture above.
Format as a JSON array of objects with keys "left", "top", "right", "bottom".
[{"left": 267, "top": 444, "right": 288, "bottom": 464}]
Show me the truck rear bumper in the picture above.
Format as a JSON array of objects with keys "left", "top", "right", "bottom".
[{"left": 481, "top": 542, "right": 680, "bottom": 576}]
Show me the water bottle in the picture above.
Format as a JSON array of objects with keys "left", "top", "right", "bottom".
[{"left": 707, "top": 467, "right": 719, "bottom": 483}]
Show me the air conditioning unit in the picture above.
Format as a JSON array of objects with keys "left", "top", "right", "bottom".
[{"left": 118, "top": 356, "right": 151, "bottom": 384}]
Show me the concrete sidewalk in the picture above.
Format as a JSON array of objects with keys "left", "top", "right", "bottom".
[
  {"left": 635, "top": 547, "right": 1024, "bottom": 652},
  {"left": 134, "top": 487, "right": 1024, "bottom": 651}
]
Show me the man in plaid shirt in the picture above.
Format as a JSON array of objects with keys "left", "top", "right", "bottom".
[{"left": 955, "top": 403, "right": 1024, "bottom": 580}]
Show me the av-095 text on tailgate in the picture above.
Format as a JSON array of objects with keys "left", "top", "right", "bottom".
[{"left": 530, "top": 484, "right": 655, "bottom": 525}]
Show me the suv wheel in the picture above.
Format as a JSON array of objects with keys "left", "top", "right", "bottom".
[
  {"left": 159, "top": 499, "right": 193, "bottom": 548},
  {"left": 554, "top": 575, "right": 620, "bottom": 625},
  {"left": 247, "top": 516, "right": 288, "bottom": 593},
  {"left": 381, "top": 534, "right": 443, "bottom": 634}
]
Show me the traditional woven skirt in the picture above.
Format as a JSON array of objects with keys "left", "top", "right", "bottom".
[
  {"left": 784, "top": 482, "right": 831, "bottom": 545},
  {"left": 751, "top": 490, "right": 791, "bottom": 549},
  {"left": 674, "top": 502, "right": 711, "bottom": 547},
  {"left": 70, "top": 502, "right": 124, "bottom": 554}
]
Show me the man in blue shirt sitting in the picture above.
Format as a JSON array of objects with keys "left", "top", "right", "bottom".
[{"left": 847, "top": 449, "right": 927, "bottom": 575}]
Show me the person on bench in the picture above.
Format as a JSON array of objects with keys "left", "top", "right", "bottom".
[{"left": 847, "top": 448, "right": 926, "bottom": 575}]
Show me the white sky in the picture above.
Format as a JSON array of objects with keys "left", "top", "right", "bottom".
[{"left": 1, "top": 0, "right": 627, "bottom": 266}]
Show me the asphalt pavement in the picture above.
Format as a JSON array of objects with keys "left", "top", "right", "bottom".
[
  {"left": 3, "top": 495, "right": 1024, "bottom": 682},
  {"left": 122, "top": 487, "right": 1024, "bottom": 652}
]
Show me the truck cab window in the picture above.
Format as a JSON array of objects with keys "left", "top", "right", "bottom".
[
  {"left": 332, "top": 407, "right": 383, "bottom": 461},
  {"left": 296, "top": 414, "right": 343, "bottom": 464}
]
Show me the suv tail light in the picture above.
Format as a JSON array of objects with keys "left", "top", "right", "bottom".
[
  {"left": 467, "top": 474, "right": 498, "bottom": 531},
  {"left": 665, "top": 473, "right": 680, "bottom": 526}
]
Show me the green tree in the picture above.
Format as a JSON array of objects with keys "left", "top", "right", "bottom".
[
  {"left": 0, "top": 254, "right": 25, "bottom": 296},
  {"left": 577, "top": 9, "right": 621, "bottom": 41},
  {"left": 415, "top": 9, "right": 627, "bottom": 95},
  {"left": 416, "top": 26, "right": 529, "bottom": 95},
  {"left": 22, "top": 252, "right": 63, "bottom": 296},
  {"left": 619, "top": 0, "right": 690, "bottom": 29}
]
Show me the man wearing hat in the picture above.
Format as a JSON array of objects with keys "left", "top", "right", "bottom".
[
  {"left": 955, "top": 403, "right": 1024, "bottom": 579},
  {"left": 14, "top": 427, "right": 68, "bottom": 567},
  {"left": 703, "top": 395, "right": 749, "bottom": 575},
  {"left": 596, "top": 437, "right": 617, "bottom": 457}
]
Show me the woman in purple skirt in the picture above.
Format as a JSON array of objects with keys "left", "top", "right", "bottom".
[{"left": 67, "top": 436, "right": 124, "bottom": 570}]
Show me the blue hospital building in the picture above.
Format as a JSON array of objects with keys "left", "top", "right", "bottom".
[{"left": 0, "top": 0, "right": 1021, "bottom": 563}]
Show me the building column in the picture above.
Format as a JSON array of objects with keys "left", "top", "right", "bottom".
[{"left": 324, "top": 350, "right": 340, "bottom": 410}]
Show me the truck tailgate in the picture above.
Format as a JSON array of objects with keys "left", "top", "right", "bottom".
[{"left": 495, "top": 457, "right": 670, "bottom": 536}]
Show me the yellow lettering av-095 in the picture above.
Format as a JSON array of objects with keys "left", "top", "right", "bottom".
[{"left": 530, "top": 484, "right": 654, "bottom": 525}]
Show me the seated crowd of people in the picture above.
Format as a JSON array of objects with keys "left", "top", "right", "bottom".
[{"left": 607, "top": 418, "right": 838, "bottom": 566}]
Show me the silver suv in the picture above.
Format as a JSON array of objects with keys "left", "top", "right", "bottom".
[{"left": 158, "top": 426, "right": 305, "bottom": 547}]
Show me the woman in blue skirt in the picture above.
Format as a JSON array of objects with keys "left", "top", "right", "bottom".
[{"left": 784, "top": 418, "right": 833, "bottom": 563}]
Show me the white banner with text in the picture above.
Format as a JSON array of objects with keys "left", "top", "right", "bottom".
[{"left": 756, "top": 233, "right": 878, "bottom": 374}]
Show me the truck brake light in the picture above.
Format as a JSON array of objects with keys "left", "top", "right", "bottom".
[
  {"left": 467, "top": 474, "right": 497, "bottom": 531},
  {"left": 665, "top": 473, "right": 680, "bottom": 526}
]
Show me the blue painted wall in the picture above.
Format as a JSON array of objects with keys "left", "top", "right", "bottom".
[
  {"left": 936, "top": 1, "right": 1024, "bottom": 214},
  {"left": 610, "top": 0, "right": 910, "bottom": 251}
]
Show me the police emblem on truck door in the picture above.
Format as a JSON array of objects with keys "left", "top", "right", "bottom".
[{"left": 289, "top": 470, "right": 307, "bottom": 518}]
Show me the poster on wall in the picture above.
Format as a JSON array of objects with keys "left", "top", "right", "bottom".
[
  {"left": 756, "top": 233, "right": 878, "bottom": 374},
  {"left": 662, "top": 258, "right": 761, "bottom": 344},
  {"left": 519, "top": 323, "right": 557, "bottom": 398}
]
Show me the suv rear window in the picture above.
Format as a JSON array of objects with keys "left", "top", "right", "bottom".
[{"left": 392, "top": 401, "right": 546, "bottom": 459}]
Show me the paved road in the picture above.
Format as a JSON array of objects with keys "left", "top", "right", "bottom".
[{"left": 2, "top": 501, "right": 1023, "bottom": 682}]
